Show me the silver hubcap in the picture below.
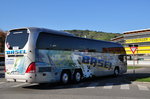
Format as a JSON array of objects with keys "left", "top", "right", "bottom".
[
  {"left": 115, "top": 69, "right": 119, "bottom": 75},
  {"left": 75, "top": 72, "right": 81, "bottom": 82},
  {"left": 62, "top": 73, "right": 69, "bottom": 84}
]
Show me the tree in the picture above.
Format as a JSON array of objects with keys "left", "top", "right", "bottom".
[
  {"left": 0, "top": 30, "right": 6, "bottom": 53},
  {"left": 64, "top": 30, "right": 122, "bottom": 41}
]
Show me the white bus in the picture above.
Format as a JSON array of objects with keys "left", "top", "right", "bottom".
[{"left": 5, "top": 27, "right": 127, "bottom": 84}]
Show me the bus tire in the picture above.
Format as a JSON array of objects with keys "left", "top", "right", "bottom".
[
  {"left": 60, "top": 71, "right": 70, "bottom": 84},
  {"left": 114, "top": 67, "right": 119, "bottom": 77},
  {"left": 73, "top": 70, "right": 82, "bottom": 83}
]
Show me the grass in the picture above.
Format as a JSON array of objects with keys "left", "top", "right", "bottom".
[
  {"left": 127, "top": 66, "right": 150, "bottom": 82},
  {"left": 127, "top": 66, "right": 142, "bottom": 69},
  {"left": 136, "top": 77, "right": 150, "bottom": 82}
]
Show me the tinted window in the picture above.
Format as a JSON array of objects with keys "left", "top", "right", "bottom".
[
  {"left": 6, "top": 29, "right": 29, "bottom": 49},
  {"left": 36, "top": 33, "right": 99, "bottom": 52},
  {"left": 36, "top": 32, "right": 124, "bottom": 53}
]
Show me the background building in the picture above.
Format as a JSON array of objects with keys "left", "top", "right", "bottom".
[
  {"left": 111, "top": 35, "right": 124, "bottom": 45},
  {"left": 112, "top": 29, "right": 150, "bottom": 66}
]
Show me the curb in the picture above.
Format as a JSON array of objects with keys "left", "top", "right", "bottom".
[{"left": 132, "top": 81, "right": 150, "bottom": 85}]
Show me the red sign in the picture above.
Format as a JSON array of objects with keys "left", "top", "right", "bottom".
[{"left": 130, "top": 47, "right": 137, "bottom": 54}]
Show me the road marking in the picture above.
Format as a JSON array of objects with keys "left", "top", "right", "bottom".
[
  {"left": 0, "top": 82, "right": 5, "bottom": 85},
  {"left": 137, "top": 85, "right": 149, "bottom": 91},
  {"left": 28, "top": 83, "right": 39, "bottom": 86},
  {"left": 86, "top": 83, "right": 99, "bottom": 88},
  {"left": 103, "top": 83, "right": 113, "bottom": 89},
  {"left": 11, "top": 83, "right": 28, "bottom": 88},
  {"left": 120, "top": 84, "right": 130, "bottom": 90}
]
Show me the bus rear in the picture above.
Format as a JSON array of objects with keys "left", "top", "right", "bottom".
[{"left": 5, "top": 28, "right": 36, "bottom": 83}]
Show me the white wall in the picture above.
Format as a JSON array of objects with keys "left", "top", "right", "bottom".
[{"left": 127, "top": 60, "right": 150, "bottom": 66}]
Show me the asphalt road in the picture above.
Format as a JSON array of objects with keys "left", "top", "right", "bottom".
[{"left": 0, "top": 66, "right": 150, "bottom": 99}]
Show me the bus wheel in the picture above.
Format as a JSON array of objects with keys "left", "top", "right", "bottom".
[
  {"left": 61, "top": 71, "right": 70, "bottom": 84},
  {"left": 114, "top": 67, "right": 119, "bottom": 77},
  {"left": 74, "top": 71, "right": 82, "bottom": 83}
]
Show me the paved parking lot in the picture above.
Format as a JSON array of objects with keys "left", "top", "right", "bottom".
[{"left": 0, "top": 66, "right": 150, "bottom": 99}]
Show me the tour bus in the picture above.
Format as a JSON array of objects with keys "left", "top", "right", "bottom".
[{"left": 5, "top": 27, "right": 127, "bottom": 84}]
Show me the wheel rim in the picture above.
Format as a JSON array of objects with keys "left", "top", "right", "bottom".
[
  {"left": 115, "top": 69, "right": 119, "bottom": 75},
  {"left": 62, "top": 73, "right": 69, "bottom": 84},
  {"left": 75, "top": 72, "right": 81, "bottom": 82}
]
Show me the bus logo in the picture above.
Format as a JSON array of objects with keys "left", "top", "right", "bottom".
[
  {"left": 5, "top": 50, "right": 26, "bottom": 54},
  {"left": 82, "top": 56, "right": 112, "bottom": 70}
]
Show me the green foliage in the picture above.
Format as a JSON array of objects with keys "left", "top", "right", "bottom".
[
  {"left": 127, "top": 66, "right": 142, "bottom": 69},
  {"left": 136, "top": 77, "right": 150, "bottom": 82},
  {"left": 64, "top": 30, "right": 122, "bottom": 41}
]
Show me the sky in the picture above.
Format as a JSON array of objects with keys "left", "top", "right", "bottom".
[{"left": 0, "top": 0, "right": 150, "bottom": 33}]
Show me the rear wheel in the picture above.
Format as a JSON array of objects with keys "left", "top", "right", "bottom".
[
  {"left": 61, "top": 71, "right": 70, "bottom": 84},
  {"left": 74, "top": 71, "right": 82, "bottom": 83}
]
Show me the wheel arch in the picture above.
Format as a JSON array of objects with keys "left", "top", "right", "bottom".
[
  {"left": 114, "top": 66, "right": 120, "bottom": 71},
  {"left": 74, "top": 68, "right": 83, "bottom": 77}
]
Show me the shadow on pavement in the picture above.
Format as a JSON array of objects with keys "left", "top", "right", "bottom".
[
  {"left": 124, "top": 73, "right": 150, "bottom": 82},
  {"left": 0, "top": 66, "right": 149, "bottom": 90},
  {"left": 23, "top": 72, "right": 150, "bottom": 90}
]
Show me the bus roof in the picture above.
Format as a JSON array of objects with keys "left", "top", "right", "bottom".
[
  {"left": 9, "top": 27, "right": 75, "bottom": 37},
  {"left": 9, "top": 27, "right": 123, "bottom": 48}
]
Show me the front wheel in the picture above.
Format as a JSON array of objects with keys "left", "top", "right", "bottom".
[{"left": 114, "top": 67, "right": 119, "bottom": 77}]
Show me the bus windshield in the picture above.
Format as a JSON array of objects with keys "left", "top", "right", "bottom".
[{"left": 6, "top": 29, "right": 29, "bottom": 49}]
